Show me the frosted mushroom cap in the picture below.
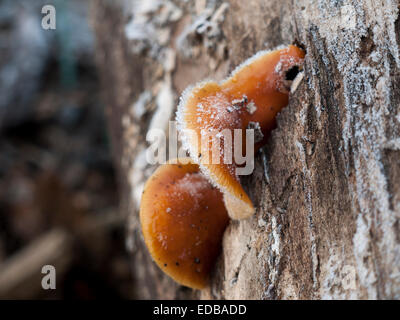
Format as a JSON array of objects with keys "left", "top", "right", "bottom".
[
  {"left": 140, "top": 158, "right": 229, "bottom": 289},
  {"left": 177, "top": 45, "right": 305, "bottom": 220}
]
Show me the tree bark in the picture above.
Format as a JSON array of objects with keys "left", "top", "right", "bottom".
[{"left": 91, "top": 0, "right": 400, "bottom": 299}]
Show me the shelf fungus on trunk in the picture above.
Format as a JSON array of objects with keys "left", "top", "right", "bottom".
[
  {"left": 140, "top": 158, "right": 229, "bottom": 289},
  {"left": 177, "top": 45, "right": 305, "bottom": 220}
]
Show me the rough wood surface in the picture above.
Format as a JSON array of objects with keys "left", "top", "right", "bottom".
[{"left": 91, "top": 0, "right": 400, "bottom": 299}]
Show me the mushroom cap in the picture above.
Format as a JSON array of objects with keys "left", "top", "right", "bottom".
[
  {"left": 177, "top": 45, "right": 305, "bottom": 220},
  {"left": 140, "top": 158, "right": 229, "bottom": 289}
]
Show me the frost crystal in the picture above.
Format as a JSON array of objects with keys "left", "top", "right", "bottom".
[{"left": 247, "top": 121, "right": 264, "bottom": 143}]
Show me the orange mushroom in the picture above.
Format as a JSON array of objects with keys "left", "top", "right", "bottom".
[
  {"left": 140, "top": 158, "right": 229, "bottom": 289},
  {"left": 177, "top": 45, "right": 305, "bottom": 220}
]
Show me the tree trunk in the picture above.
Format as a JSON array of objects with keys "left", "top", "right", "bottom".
[{"left": 91, "top": 0, "right": 400, "bottom": 299}]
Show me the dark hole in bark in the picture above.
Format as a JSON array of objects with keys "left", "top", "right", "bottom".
[{"left": 285, "top": 66, "right": 300, "bottom": 81}]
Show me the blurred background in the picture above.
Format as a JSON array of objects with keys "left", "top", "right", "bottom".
[{"left": 0, "top": 0, "right": 134, "bottom": 299}]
